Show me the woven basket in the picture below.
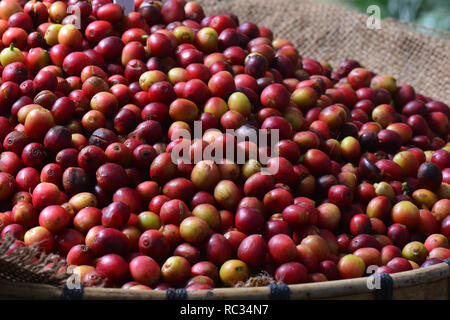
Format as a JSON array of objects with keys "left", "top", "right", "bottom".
[
  {"left": 198, "top": 0, "right": 450, "bottom": 104},
  {"left": 0, "top": 261, "right": 448, "bottom": 299},
  {"left": 1, "top": 0, "right": 449, "bottom": 300}
]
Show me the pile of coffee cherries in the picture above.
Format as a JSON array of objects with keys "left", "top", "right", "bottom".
[{"left": 0, "top": 0, "right": 449, "bottom": 290}]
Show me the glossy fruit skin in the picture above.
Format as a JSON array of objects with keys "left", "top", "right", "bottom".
[
  {"left": 391, "top": 201, "right": 420, "bottom": 230},
  {"left": 301, "top": 235, "right": 331, "bottom": 261},
  {"left": 15, "top": 166, "right": 40, "bottom": 192},
  {"left": 73, "top": 207, "right": 102, "bottom": 234},
  {"left": 354, "top": 247, "right": 381, "bottom": 267},
  {"left": 402, "top": 241, "right": 428, "bottom": 265},
  {"left": 148, "top": 195, "right": 170, "bottom": 215},
  {"left": 432, "top": 199, "right": 450, "bottom": 223},
  {"left": 2, "top": 62, "right": 29, "bottom": 84},
  {"left": 366, "top": 196, "right": 391, "bottom": 220},
  {"left": 190, "top": 160, "right": 220, "bottom": 191},
  {"left": 3, "top": 130, "right": 28, "bottom": 155},
  {"left": 296, "top": 244, "right": 319, "bottom": 273},
  {"left": 235, "top": 207, "right": 264, "bottom": 235},
  {"left": 61, "top": 166, "right": 89, "bottom": 196},
  {"left": 54, "top": 148, "right": 78, "bottom": 170},
  {"left": 191, "top": 261, "right": 219, "bottom": 283},
  {"left": 129, "top": 255, "right": 160, "bottom": 286},
  {"left": 192, "top": 203, "right": 221, "bottom": 230},
  {"left": 205, "top": 233, "right": 232, "bottom": 265},
  {"left": 24, "top": 226, "right": 55, "bottom": 254},
  {"left": 63, "top": 52, "right": 92, "bottom": 76},
  {"left": 243, "top": 172, "right": 275, "bottom": 198},
  {"left": 260, "top": 83, "right": 290, "bottom": 109},
  {"left": 349, "top": 214, "right": 372, "bottom": 236},
  {"left": 186, "top": 274, "right": 215, "bottom": 290},
  {"left": 441, "top": 216, "right": 450, "bottom": 239},
  {"left": 386, "top": 223, "right": 410, "bottom": 248},
  {"left": 337, "top": 254, "right": 366, "bottom": 279},
  {"left": 268, "top": 234, "right": 297, "bottom": 265},
  {"left": 303, "top": 149, "right": 331, "bottom": 175},
  {"left": 275, "top": 262, "right": 308, "bottom": 284},
  {"left": 44, "top": 125, "right": 72, "bottom": 154},
  {"left": 348, "top": 234, "right": 381, "bottom": 253},
  {"left": 38, "top": 205, "right": 70, "bottom": 234},
  {"left": 261, "top": 116, "right": 292, "bottom": 140},
  {"left": 213, "top": 180, "right": 241, "bottom": 210},
  {"left": 421, "top": 258, "right": 445, "bottom": 269},
  {"left": 0, "top": 151, "right": 22, "bottom": 175},
  {"left": 416, "top": 209, "right": 440, "bottom": 238},
  {"left": 424, "top": 234, "right": 449, "bottom": 252},
  {"left": 66, "top": 245, "right": 94, "bottom": 266},
  {"left": 55, "top": 228, "right": 85, "bottom": 255},
  {"left": 161, "top": 256, "right": 191, "bottom": 286},
  {"left": 386, "top": 257, "right": 413, "bottom": 273},
  {"left": 12, "top": 201, "right": 36, "bottom": 229},
  {"left": 429, "top": 247, "right": 450, "bottom": 260},
  {"left": 77, "top": 145, "right": 106, "bottom": 172},
  {"left": 381, "top": 245, "right": 402, "bottom": 265},
  {"left": 85, "top": 20, "right": 114, "bottom": 44},
  {"left": 24, "top": 108, "right": 55, "bottom": 141},
  {"left": 102, "top": 202, "right": 130, "bottom": 229},
  {"left": 282, "top": 204, "right": 310, "bottom": 228},
  {"left": 159, "top": 199, "right": 190, "bottom": 226},
  {"left": 2, "top": 224, "right": 25, "bottom": 241},
  {"left": 318, "top": 260, "right": 339, "bottom": 280},
  {"left": 96, "top": 253, "right": 129, "bottom": 283},
  {"left": 150, "top": 152, "right": 177, "bottom": 184},
  {"left": 139, "top": 229, "right": 170, "bottom": 263},
  {"left": 31, "top": 182, "right": 60, "bottom": 211},
  {"left": 179, "top": 216, "right": 210, "bottom": 244},
  {"left": 417, "top": 162, "right": 442, "bottom": 191},
  {"left": 96, "top": 163, "right": 128, "bottom": 192},
  {"left": 69, "top": 192, "right": 98, "bottom": 213},
  {"left": 263, "top": 188, "right": 294, "bottom": 214},
  {"left": 91, "top": 228, "right": 130, "bottom": 257},
  {"left": 431, "top": 150, "right": 450, "bottom": 170},
  {"left": 328, "top": 184, "right": 353, "bottom": 207},
  {"left": 237, "top": 234, "right": 267, "bottom": 268}
]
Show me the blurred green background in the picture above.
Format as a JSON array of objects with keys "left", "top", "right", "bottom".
[{"left": 328, "top": 0, "right": 450, "bottom": 31}]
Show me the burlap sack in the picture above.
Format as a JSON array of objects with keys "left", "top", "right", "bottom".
[{"left": 199, "top": 0, "right": 450, "bottom": 103}]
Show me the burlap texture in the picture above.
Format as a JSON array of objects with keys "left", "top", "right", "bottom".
[
  {"left": 198, "top": 0, "right": 450, "bottom": 103},
  {"left": 1, "top": 0, "right": 449, "bottom": 288},
  {"left": 234, "top": 271, "right": 277, "bottom": 287}
]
